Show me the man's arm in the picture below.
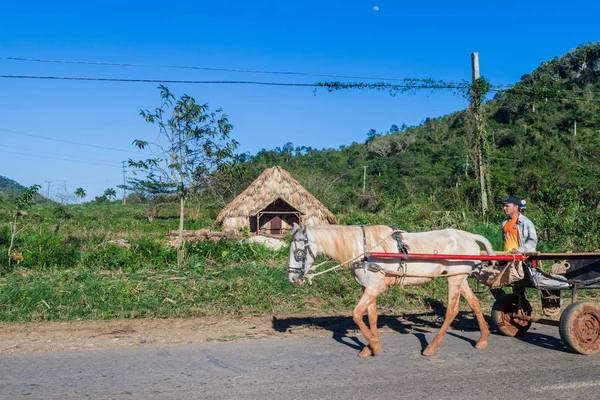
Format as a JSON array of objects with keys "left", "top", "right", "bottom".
[{"left": 517, "top": 218, "right": 538, "bottom": 253}]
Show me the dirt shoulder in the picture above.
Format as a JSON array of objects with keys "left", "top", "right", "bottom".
[{"left": 0, "top": 310, "right": 456, "bottom": 355}]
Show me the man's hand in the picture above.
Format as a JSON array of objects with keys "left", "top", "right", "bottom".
[{"left": 510, "top": 248, "right": 521, "bottom": 254}]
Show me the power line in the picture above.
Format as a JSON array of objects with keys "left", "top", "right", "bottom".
[
  {"left": 0, "top": 148, "right": 121, "bottom": 167},
  {"left": 0, "top": 127, "right": 149, "bottom": 155},
  {"left": 0, "top": 56, "right": 465, "bottom": 83},
  {"left": 5, "top": 56, "right": 600, "bottom": 96},
  {"left": 0, "top": 144, "right": 121, "bottom": 164},
  {"left": 0, "top": 74, "right": 471, "bottom": 90},
  {"left": 0, "top": 74, "right": 322, "bottom": 85},
  {"left": 1, "top": 75, "right": 598, "bottom": 102}
]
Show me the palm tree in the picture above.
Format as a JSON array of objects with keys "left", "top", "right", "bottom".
[
  {"left": 104, "top": 188, "right": 117, "bottom": 201},
  {"left": 74, "top": 188, "right": 86, "bottom": 199}
]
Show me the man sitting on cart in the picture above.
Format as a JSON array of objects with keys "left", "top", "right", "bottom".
[
  {"left": 491, "top": 195, "right": 538, "bottom": 299},
  {"left": 501, "top": 195, "right": 537, "bottom": 255},
  {"left": 491, "top": 195, "right": 564, "bottom": 318}
]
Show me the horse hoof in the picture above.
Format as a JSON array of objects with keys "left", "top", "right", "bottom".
[
  {"left": 422, "top": 346, "right": 436, "bottom": 356},
  {"left": 370, "top": 340, "right": 381, "bottom": 355},
  {"left": 358, "top": 346, "right": 373, "bottom": 357},
  {"left": 475, "top": 340, "right": 488, "bottom": 349}
]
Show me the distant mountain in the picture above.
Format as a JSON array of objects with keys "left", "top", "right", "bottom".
[
  {"left": 0, "top": 175, "right": 27, "bottom": 199},
  {"left": 0, "top": 175, "right": 48, "bottom": 203}
]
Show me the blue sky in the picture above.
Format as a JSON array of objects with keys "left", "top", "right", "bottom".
[{"left": 1, "top": 0, "right": 598, "bottom": 200}]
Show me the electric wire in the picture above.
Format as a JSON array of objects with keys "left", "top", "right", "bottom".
[
  {"left": 0, "top": 56, "right": 466, "bottom": 83},
  {"left": 0, "top": 127, "right": 150, "bottom": 155},
  {"left": 1, "top": 74, "right": 598, "bottom": 102},
  {"left": 0, "top": 149, "right": 121, "bottom": 168},
  {"left": 0, "top": 144, "right": 121, "bottom": 165},
  {"left": 6, "top": 56, "right": 600, "bottom": 96}
]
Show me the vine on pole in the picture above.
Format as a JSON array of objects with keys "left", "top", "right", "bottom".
[{"left": 468, "top": 75, "right": 492, "bottom": 216}]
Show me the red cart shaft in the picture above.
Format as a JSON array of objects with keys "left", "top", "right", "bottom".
[
  {"left": 366, "top": 252, "right": 527, "bottom": 261},
  {"left": 366, "top": 252, "right": 600, "bottom": 261}
]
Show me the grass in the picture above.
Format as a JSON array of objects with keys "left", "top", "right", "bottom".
[
  {"left": 0, "top": 260, "right": 471, "bottom": 322},
  {"left": 1, "top": 200, "right": 599, "bottom": 323},
  {"left": 4, "top": 259, "right": 597, "bottom": 323}
]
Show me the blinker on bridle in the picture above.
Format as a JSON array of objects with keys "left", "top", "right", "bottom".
[{"left": 289, "top": 227, "right": 315, "bottom": 278}]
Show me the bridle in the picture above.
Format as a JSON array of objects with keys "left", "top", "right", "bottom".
[{"left": 289, "top": 227, "right": 316, "bottom": 279}]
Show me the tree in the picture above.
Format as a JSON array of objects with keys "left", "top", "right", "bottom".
[
  {"left": 130, "top": 85, "right": 238, "bottom": 265},
  {"left": 367, "top": 135, "right": 393, "bottom": 157},
  {"left": 7, "top": 184, "right": 40, "bottom": 269},
  {"left": 104, "top": 188, "right": 117, "bottom": 201},
  {"left": 365, "top": 128, "right": 380, "bottom": 144},
  {"left": 74, "top": 188, "right": 86, "bottom": 200}
]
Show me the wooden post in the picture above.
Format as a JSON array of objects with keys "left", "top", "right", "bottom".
[{"left": 471, "top": 52, "right": 488, "bottom": 215}]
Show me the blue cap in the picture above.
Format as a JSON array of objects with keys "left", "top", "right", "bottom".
[{"left": 501, "top": 196, "right": 520, "bottom": 206}]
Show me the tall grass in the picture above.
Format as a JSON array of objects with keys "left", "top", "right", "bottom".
[{"left": 1, "top": 200, "right": 599, "bottom": 323}]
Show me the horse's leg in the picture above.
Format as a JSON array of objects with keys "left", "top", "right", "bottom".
[
  {"left": 353, "top": 284, "right": 385, "bottom": 357},
  {"left": 460, "top": 280, "right": 489, "bottom": 349},
  {"left": 356, "top": 287, "right": 374, "bottom": 357},
  {"left": 422, "top": 275, "right": 463, "bottom": 356},
  {"left": 357, "top": 292, "right": 387, "bottom": 357},
  {"left": 367, "top": 297, "right": 380, "bottom": 343}
]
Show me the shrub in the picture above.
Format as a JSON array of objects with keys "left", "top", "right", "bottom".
[{"left": 20, "top": 233, "right": 81, "bottom": 269}]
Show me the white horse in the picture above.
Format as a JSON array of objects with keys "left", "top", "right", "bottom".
[{"left": 288, "top": 224, "right": 495, "bottom": 356}]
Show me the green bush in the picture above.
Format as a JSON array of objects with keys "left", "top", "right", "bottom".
[
  {"left": 129, "top": 235, "right": 177, "bottom": 269},
  {"left": 186, "top": 238, "right": 285, "bottom": 265},
  {"left": 20, "top": 233, "right": 81, "bottom": 269},
  {"left": 81, "top": 242, "right": 132, "bottom": 270},
  {"left": 80, "top": 235, "right": 176, "bottom": 271}
]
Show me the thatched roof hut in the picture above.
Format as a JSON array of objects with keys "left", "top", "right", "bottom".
[{"left": 216, "top": 166, "right": 336, "bottom": 234}]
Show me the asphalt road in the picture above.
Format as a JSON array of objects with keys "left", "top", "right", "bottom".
[{"left": 2, "top": 325, "right": 600, "bottom": 400}]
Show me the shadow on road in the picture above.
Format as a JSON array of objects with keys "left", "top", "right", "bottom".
[
  {"left": 515, "top": 330, "right": 570, "bottom": 353},
  {"left": 272, "top": 297, "right": 493, "bottom": 353}
]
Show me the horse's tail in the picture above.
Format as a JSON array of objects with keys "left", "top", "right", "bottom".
[{"left": 471, "top": 234, "right": 496, "bottom": 255}]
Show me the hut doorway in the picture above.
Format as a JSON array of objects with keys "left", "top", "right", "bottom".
[
  {"left": 270, "top": 216, "right": 282, "bottom": 234},
  {"left": 250, "top": 198, "right": 302, "bottom": 235}
]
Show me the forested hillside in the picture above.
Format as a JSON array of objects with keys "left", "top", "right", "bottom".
[
  {"left": 206, "top": 43, "right": 600, "bottom": 250},
  {"left": 0, "top": 176, "right": 26, "bottom": 200}
]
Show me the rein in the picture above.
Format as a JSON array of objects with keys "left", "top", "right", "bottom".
[{"left": 299, "top": 227, "right": 407, "bottom": 284}]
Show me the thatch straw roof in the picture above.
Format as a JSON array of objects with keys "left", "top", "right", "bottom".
[{"left": 216, "top": 166, "right": 336, "bottom": 230}]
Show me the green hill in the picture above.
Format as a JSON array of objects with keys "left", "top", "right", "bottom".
[
  {"left": 0, "top": 175, "right": 49, "bottom": 203},
  {"left": 0, "top": 175, "right": 28, "bottom": 200},
  {"left": 203, "top": 43, "right": 600, "bottom": 250}
]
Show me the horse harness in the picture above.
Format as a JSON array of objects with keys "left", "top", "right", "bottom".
[
  {"left": 353, "top": 226, "right": 411, "bottom": 285},
  {"left": 290, "top": 225, "right": 411, "bottom": 283}
]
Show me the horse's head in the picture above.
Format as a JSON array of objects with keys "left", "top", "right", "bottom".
[{"left": 288, "top": 223, "right": 316, "bottom": 285}]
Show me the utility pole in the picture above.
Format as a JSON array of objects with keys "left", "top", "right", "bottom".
[
  {"left": 363, "top": 166, "right": 367, "bottom": 194},
  {"left": 122, "top": 161, "right": 127, "bottom": 205},
  {"left": 465, "top": 155, "right": 469, "bottom": 177},
  {"left": 472, "top": 52, "right": 480, "bottom": 82},
  {"left": 574, "top": 120, "right": 577, "bottom": 136},
  {"left": 44, "top": 180, "right": 51, "bottom": 199},
  {"left": 470, "top": 51, "right": 489, "bottom": 216}
]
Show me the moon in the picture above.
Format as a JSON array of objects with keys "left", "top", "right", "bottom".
[{"left": 373, "top": 6, "right": 379, "bottom": 11}]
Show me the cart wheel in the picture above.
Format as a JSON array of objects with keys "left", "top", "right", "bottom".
[
  {"left": 491, "top": 293, "right": 533, "bottom": 337},
  {"left": 559, "top": 302, "right": 600, "bottom": 355}
]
